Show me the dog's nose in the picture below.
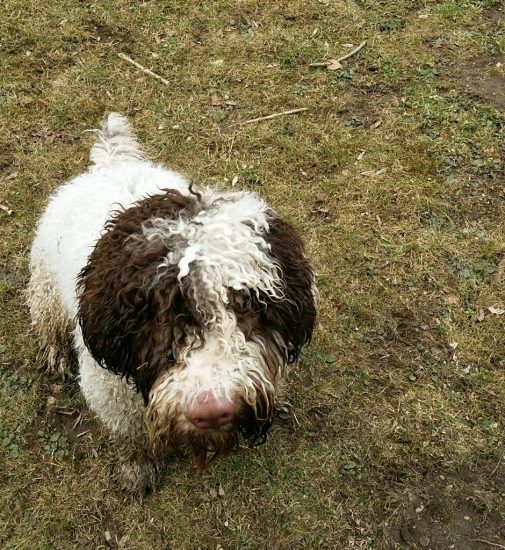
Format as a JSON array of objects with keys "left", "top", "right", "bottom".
[{"left": 185, "top": 392, "right": 236, "bottom": 430}]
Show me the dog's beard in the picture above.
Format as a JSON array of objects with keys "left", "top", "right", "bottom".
[
  {"left": 169, "top": 424, "right": 242, "bottom": 472},
  {"left": 146, "top": 405, "right": 271, "bottom": 471},
  {"left": 145, "top": 374, "right": 276, "bottom": 470}
]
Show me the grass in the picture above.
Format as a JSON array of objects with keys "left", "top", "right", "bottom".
[{"left": 1, "top": 0, "right": 504, "bottom": 548}]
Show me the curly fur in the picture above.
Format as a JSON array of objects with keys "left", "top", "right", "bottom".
[{"left": 28, "top": 113, "right": 317, "bottom": 491}]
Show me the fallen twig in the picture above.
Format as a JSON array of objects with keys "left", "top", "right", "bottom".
[
  {"left": 337, "top": 40, "right": 367, "bottom": 63},
  {"left": 310, "top": 40, "right": 367, "bottom": 69},
  {"left": 118, "top": 53, "right": 170, "bottom": 86},
  {"left": 471, "top": 540, "right": 505, "bottom": 549},
  {"left": 488, "top": 455, "right": 503, "bottom": 478},
  {"left": 71, "top": 413, "right": 83, "bottom": 431},
  {"left": 56, "top": 408, "right": 77, "bottom": 416},
  {"left": 243, "top": 107, "right": 308, "bottom": 124}
]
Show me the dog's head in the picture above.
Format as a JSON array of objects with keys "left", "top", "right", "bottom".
[{"left": 78, "top": 187, "right": 316, "bottom": 468}]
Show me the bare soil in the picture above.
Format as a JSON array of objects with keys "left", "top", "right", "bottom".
[
  {"left": 393, "top": 464, "right": 505, "bottom": 550},
  {"left": 462, "top": 56, "right": 505, "bottom": 113}
]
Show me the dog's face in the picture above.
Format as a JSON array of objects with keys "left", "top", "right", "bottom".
[
  {"left": 78, "top": 187, "right": 316, "bottom": 468},
  {"left": 146, "top": 329, "right": 283, "bottom": 470}
]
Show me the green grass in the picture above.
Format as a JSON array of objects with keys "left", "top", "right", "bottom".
[{"left": 1, "top": 0, "right": 504, "bottom": 548}]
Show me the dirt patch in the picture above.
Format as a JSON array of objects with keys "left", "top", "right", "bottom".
[
  {"left": 88, "top": 20, "right": 134, "bottom": 47},
  {"left": 338, "top": 103, "right": 382, "bottom": 129},
  {"left": 461, "top": 56, "right": 505, "bottom": 113},
  {"left": 42, "top": 378, "right": 103, "bottom": 458},
  {"left": 50, "top": 406, "right": 99, "bottom": 443},
  {"left": 391, "top": 465, "right": 505, "bottom": 549},
  {"left": 218, "top": 111, "right": 239, "bottom": 135},
  {"left": 337, "top": 89, "right": 394, "bottom": 130},
  {"left": 45, "top": 403, "right": 103, "bottom": 462},
  {"left": 483, "top": 7, "right": 504, "bottom": 28}
]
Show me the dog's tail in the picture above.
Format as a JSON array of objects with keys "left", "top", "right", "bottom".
[{"left": 90, "top": 113, "right": 144, "bottom": 165}]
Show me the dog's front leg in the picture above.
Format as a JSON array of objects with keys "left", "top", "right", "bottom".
[{"left": 78, "top": 343, "right": 159, "bottom": 494}]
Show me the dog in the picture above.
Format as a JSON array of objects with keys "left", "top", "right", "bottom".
[{"left": 28, "top": 113, "right": 317, "bottom": 492}]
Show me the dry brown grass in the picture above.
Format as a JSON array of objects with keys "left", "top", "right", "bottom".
[{"left": 1, "top": 1, "right": 504, "bottom": 548}]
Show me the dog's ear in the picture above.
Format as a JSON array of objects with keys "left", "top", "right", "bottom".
[
  {"left": 77, "top": 191, "right": 198, "bottom": 399},
  {"left": 260, "top": 214, "right": 317, "bottom": 363}
]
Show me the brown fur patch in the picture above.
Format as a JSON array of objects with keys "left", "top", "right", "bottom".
[
  {"left": 261, "top": 213, "right": 317, "bottom": 363},
  {"left": 77, "top": 189, "right": 202, "bottom": 400}
]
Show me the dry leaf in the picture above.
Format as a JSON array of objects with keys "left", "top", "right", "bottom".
[
  {"left": 231, "top": 175, "right": 239, "bottom": 187},
  {"left": 210, "top": 59, "right": 224, "bottom": 66},
  {"left": 104, "top": 531, "right": 112, "bottom": 543},
  {"left": 0, "top": 204, "right": 15, "bottom": 216},
  {"left": 488, "top": 305, "right": 505, "bottom": 315},
  {"left": 210, "top": 94, "right": 224, "bottom": 107},
  {"left": 371, "top": 120, "right": 382, "bottom": 129},
  {"left": 361, "top": 168, "right": 386, "bottom": 177},
  {"left": 326, "top": 59, "right": 342, "bottom": 70},
  {"left": 444, "top": 295, "right": 460, "bottom": 306},
  {"left": 218, "top": 484, "right": 225, "bottom": 497},
  {"left": 47, "top": 396, "right": 56, "bottom": 407},
  {"left": 420, "top": 535, "right": 430, "bottom": 547},
  {"left": 209, "top": 487, "right": 218, "bottom": 499},
  {"left": 476, "top": 308, "right": 485, "bottom": 322},
  {"left": 357, "top": 150, "right": 365, "bottom": 161},
  {"left": 50, "top": 384, "right": 63, "bottom": 394}
]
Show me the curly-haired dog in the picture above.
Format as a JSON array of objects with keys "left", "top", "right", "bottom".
[{"left": 28, "top": 114, "right": 317, "bottom": 492}]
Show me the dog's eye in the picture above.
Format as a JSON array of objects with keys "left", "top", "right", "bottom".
[{"left": 229, "top": 291, "right": 252, "bottom": 313}]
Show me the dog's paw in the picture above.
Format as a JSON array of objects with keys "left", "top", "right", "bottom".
[{"left": 113, "top": 456, "right": 158, "bottom": 496}]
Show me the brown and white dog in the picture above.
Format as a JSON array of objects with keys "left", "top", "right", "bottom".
[{"left": 28, "top": 114, "right": 317, "bottom": 492}]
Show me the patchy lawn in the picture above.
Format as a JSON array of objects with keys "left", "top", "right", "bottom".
[{"left": 1, "top": 0, "right": 504, "bottom": 548}]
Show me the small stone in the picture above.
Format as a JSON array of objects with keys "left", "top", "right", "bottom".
[{"left": 420, "top": 535, "right": 430, "bottom": 547}]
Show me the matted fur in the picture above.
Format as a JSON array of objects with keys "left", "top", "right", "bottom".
[{"left": 28, "top": 113, "right": 317, "bottom": 490}]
